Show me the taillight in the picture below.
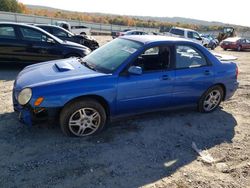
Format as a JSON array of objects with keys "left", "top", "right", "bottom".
[{"left": 236, "top": 65, "right": 238, "bottom": 79}]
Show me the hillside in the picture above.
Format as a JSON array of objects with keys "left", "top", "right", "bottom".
[{"left": 23, "top": 4, "right": 249, "bottom": 32}]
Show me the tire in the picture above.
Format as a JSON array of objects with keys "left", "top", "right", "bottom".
[
  {"left": 198, "top": 85, "right": 224, "bottom": 113},
  {"left": 80, "top": 32, "right": 86, "bottom": 35},
  {"left": 60, "top": 99, "right": 107, "bottom": 137},
  {"left": 223, "top": 48, "right": 227, "bottom": 51},
  {"left": 237, "top": 45, "right": 242, "bottom": 51}
]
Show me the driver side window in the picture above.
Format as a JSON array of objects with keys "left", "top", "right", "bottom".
[
  {"left": 20, "top": 27, "right": 48, "bottom": 42},
  {"left": 134, "top": 45, "right": 171, "bottom": 72}
]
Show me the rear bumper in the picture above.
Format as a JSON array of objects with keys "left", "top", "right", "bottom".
[{"left": 225, "top": 81, "right": 239, "bottom": 100}]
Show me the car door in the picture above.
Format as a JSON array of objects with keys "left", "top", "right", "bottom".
[
  {"left": 173, "top": 44, "right": 214, "bottom": 106},
  {"left": 116, "top": 45, "right": 175, "bottom": 116},
  {"left": 0, "top": 25, "right": 23, "bottom": 63},
  {"left": 17, "top": 26, "right": 63, "bottom": 63}
]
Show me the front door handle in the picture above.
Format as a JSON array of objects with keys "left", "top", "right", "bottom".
[
  {"left": 204, "top": 70, "right": 211, "bottom": 75},
  {"left": 162, "top": 75, "right": 170, "bottom": 80}
]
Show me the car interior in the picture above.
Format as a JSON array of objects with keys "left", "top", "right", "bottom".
[{"left": 134, "top": 46, "right": 171, "bottom": 72}]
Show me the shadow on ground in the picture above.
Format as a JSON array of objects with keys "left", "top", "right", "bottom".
[{"left": 0, "top": 108, "right": 236, "bottom": 188}]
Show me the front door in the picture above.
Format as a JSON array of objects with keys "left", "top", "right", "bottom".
[{"left": 116, "top": 45, "right": 175, "bottom": 116}]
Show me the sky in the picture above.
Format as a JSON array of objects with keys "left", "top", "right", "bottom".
[{"left": 18, "top": 0, "right": 250, "bottom": 27}]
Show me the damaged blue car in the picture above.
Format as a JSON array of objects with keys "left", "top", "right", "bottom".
[{"left": 13, "top": 35, "right": 239, "bottom": 137}]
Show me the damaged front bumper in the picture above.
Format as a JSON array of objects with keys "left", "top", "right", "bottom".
[{"left": 13, "top": 93, "right": 58, "bottom": 126}]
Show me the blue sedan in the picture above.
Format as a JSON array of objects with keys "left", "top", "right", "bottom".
[{"left": 13, "top": 35, "right": 239, "bottom": 137}]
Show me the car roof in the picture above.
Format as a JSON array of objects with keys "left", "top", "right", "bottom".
[{"left": 121, "top": 35, "right": 191, "bottom": 44}]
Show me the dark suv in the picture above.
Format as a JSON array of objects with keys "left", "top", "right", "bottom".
[
  {"left": 35, "top": 24, "right": 99, "bottom": 51},
  {"left": 0, "top": 22, "right": 91, "bottom": 64}
]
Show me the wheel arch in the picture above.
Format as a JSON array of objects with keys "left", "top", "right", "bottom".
[
  {"left": 63, "top": 95, "right": 111, "bottom": 117},
  {"left": 211, "top": 83, "right": 226, "bottom": 101}
]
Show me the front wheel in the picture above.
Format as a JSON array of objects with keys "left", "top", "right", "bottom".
[
  {"left": 198, "top": 86, "right": 224, "bottom": 113},
  {"left": 60, "top": 99, "right": 107, "bottom": 137}
]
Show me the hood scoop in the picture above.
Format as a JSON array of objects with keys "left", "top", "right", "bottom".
[{"left": 55, "top": 61, "right": 75, "bottom": 72}]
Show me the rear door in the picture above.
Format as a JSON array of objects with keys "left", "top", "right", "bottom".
[
  {"left": 172, "top": 44, "right": 214, "bottom": 106},
  {"left": 0, "top": 25, "right": 23, "bottom": 63},
  {"left": 17, "top": 26, "right": 63, "bottom": 63}
]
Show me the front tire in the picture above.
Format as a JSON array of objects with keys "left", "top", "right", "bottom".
[
  {"left": 198, "top": 86, "right": 224, "bottom": 113},
  {"left": 60, "top": 99, "right": 107, "bottom": 137}
]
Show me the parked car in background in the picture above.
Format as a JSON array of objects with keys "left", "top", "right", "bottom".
[
  {"left": 112, "top": 29, "right": 147, "bottom": 39},
  {"left": 201, "top": 34, "right": 219, "bottom": 50},
  {"left": 55, "top": 21, "right": 91, "bottom": 35},
  {"left": 122, "top": 30, "right": 147, "bottom": 36},
  {"left": 35, "top": 24, "right": 99, "bottom": 51},
  {"left": 111, "top": 29, "right": 131, "bottom": 39},
  {"left": 0, "top": 22, "right": 91, "bottom": 64},
  {"left": 220, "top": 37, "right": 250, "bottom": 51},
  {"left": 168, "top": 27, "right": 209, "bottom": 47},
  {"left": 13, "top": 35, "right": 238, "bottom": 137}
]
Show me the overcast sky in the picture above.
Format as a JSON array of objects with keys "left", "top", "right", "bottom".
[{"left": 18, "top": 0, "right": 250, "bottom": 27}]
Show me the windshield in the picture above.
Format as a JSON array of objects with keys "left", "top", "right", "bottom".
[{"left": 83, "top": 38, "right": 142, "bottom": 73}]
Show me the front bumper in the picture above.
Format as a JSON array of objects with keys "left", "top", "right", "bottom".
[{"left": 13, "top": 89, "right": 59, "bottom": 126}]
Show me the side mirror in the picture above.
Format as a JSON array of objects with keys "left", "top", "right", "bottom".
[
  {"left": 128, "top": 66, "right": 142, "bottom": 75},
  {"left": 47, "top": 38, "right": 56, "bottom": 44}
]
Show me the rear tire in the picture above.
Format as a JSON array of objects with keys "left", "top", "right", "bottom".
[
  {"left": 198, "top": 86, "right": 224, "bottom": 113},
  {"left": 60, "top": 99, "right": 107, "bottom": 137}
]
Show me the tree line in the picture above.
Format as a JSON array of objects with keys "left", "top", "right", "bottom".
[{"left": 0, "top": 0, "right": 247, "bottom": 32}]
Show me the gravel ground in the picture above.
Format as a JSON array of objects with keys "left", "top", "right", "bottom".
[{"left": 0, "top": 36, "right": 249, "bottom": 188}]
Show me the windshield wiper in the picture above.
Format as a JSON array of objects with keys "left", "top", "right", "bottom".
[{"left": 79, "top": 59, "right": 97, "bottom": 71}]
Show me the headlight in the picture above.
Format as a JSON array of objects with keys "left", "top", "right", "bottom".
[{"left": 18, "top": 88, "right": 32, "bottom": 105}]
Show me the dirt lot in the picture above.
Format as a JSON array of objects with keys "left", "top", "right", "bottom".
[{"left": 0, "top": 36, "right": 249, "bottom": 188}]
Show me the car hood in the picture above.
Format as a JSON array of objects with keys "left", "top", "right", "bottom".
[{"left": 15, "top": 58, "right": 106, "bottom": 90}]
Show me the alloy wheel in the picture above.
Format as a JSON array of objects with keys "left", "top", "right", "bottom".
[
  {"left": 68, "top": 108, "right": 101, "bottom": 136},
  {"left": 203, "top": 90, "right": 221, "bottom": 112}
]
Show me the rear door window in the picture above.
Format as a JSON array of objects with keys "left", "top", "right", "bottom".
[
  {"left": 0, "top": 26, "right": 16, "bottom": 39},
  {"left": 175, "top": 45, "right": 207, "bottom": 69}
]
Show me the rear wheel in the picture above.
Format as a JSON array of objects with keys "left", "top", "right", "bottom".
[
  {"left": 60, "top": 99, "right": 107, "bottom": 137},
  {"left": 223, "top": 48, "right": 227, "bottom": 51},
  {"left": 198, "top": 86, "right": 224, "bottom": 113}
]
